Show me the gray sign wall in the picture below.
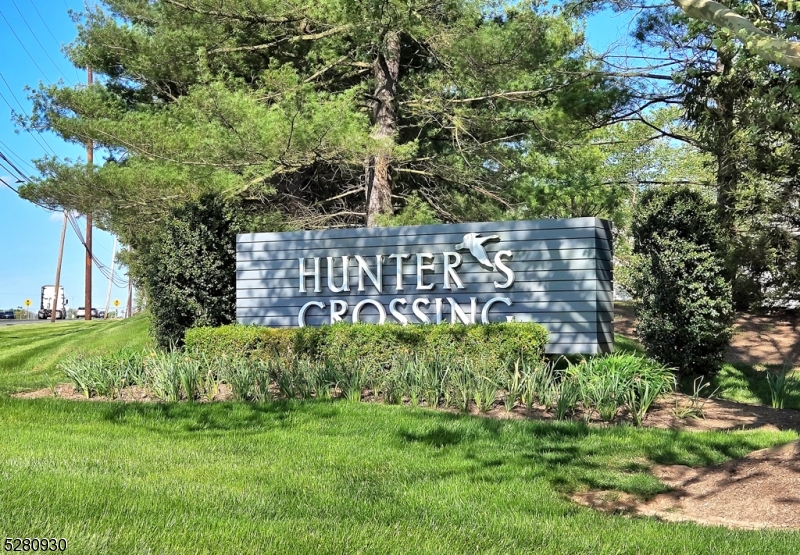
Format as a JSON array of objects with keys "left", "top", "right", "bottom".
[{"left": 237, "top": 217, "right": 613, "bottom": 354}]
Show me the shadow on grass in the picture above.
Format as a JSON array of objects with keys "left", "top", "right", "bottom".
[
  {"left": 711, "top": 363, "right": 800, "bottom": 410},
  {"left": 15, "top": 396, "right": 792, "bottom": 499}
]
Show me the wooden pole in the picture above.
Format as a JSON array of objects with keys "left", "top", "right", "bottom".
[
  {"left": 104, "top": 237, "right": 117, "bottom": 318},
  {"left": 126, "top": 279, "right": 133, "bottom": 318},
  {"left": 85, "top": 66, "right": 93, "bottom": 320},
  {"left": 51, "top": 211, "right": 68, "bottom": 323}
]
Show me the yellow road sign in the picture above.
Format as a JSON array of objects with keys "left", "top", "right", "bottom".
[
  {"left": 113, "top": 299, "right": 120, "bottom": 307},
  {"left": 24, "top": 299, "right": 31, "bottom": 307}
]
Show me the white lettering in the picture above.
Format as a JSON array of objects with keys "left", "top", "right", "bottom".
[
  {"left": 435, "top": 298, "right": 443, "bottom": 324},
  {"left": 327, "top": 256, "right": 351, "bottom": 293},
  {"left": 493, "top": 251, "right": 515, "bottom": 289},
  {"left": 481, "top": 297, "right": 512, "bottom": 324},
  {"left": 449, "top": 297, "right": 477, "bottom": 324},
  {"left": 412, "top": 298, "right": 431, "bottom": 324},
  {"left": 298, "top": 257, "right": 321, "bottom": 293},
  {"left": 298, "top": 301, "right": 325, "bottom": 327},
  {"left": 389, "top": 298, "right": 409, "bottom": 325},
  {"left": 330, "top": 299, "right": 348, "bottom": 323},
  {"left": 442, "top": 252, "right": 465, "bottom": 290},
  {"left": 388, "top": 253, "right": 410, "bottom": 291},
  {"left": 356, "top": 255, "right": 384, "bottom": 293},
  {"left": 416, "top": 253, "right": 435, "bottom": 290},
  {"left": 352, "top": 299, "right": 387, "bottom": 324}
]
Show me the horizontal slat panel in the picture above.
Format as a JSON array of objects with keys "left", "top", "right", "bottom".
[
  {"left": 236, "top": 290, "right": 614, "bottom": 307},
  {"left": 238, "top": 279, "right": 612, "bottom": 294},
  {"left": 547, "top": 343, "right": 605, "bottom": 354},
  {"left": 236, "top": 292, "right": 607, "bottom": 313},
  {"left": 236, "top": 257, "right": 612, "bottom": 274},
  {"left": 236, "top": 269, "right": 612, "bottom": 286},
  {"left": 236, "top": 217, "right": 614, "bottom": 353},
  {"left": 237, "top": 309, "right": 614, "bottom": 325},
  {"left": 238, "top": 228, "right": 599, "bottom": 251},
  {"left": 237, "top": 248, "right": 612, "bottom": 268},
  {"left": 236, "top": 280, "right": 614, "bottom": 297},
  {"left": 237, "top": 237, "right": 612, "bottom": 256},
  {"left": 238, "top": 217, "right": 609, "bottom": 243}
]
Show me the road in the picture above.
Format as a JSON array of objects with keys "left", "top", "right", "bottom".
[{"left": 0, "top": 318, "right": 96, "bottom": 327}]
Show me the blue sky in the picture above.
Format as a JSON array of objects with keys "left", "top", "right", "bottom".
[
  {"left": 0, "top": 0, "right": 129, "bottom": 313},
  {"left": 0, "top": 0, "right": 638, "bottom": 313}
]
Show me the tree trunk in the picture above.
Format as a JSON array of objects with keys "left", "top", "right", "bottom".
[
  {"left": 713, "top": 51, "right": 738, "bottom": 232},
  {"left": 365, "top": 31, "right": 400, "bottom": 227}
]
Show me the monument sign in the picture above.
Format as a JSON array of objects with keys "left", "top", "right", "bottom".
[{"left": 236, "top": 217, "right": 613, "bottom": 354}]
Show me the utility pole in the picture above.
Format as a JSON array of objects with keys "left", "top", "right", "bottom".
[
  {"left": 85, "top": 66, "right": 93, "bottom": 320},
  {"left": 126, "top": 280, "right": 133, "bottom": 319},
  {"left": 103, "top": 237, "right": 117, "bottom": 318},
  {"left": 51, "top": 211, "right": 68, "bottom": 323}
]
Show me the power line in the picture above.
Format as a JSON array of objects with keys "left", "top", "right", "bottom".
[
  {"left": 26, "top": 0, "right": 81, "bottom": 83},
  {"left": 0, "top": 160, "right": 129, "bottom": 286},
  {"left": 10, "top": 0, "right": 74, "bottom": 85},
  {"left": 0, "top": 149, "right": 32, "bottom": 182},
  {"left": 0, "top": 72, "right": 59, "bottom": 157},
  {"left": 0, "top": 170, "right": 21, "bottom": 194},
  {"left": 67, "top": 211, "right": 129, "bottom": 288},
  {"left": 0, "top": 137, "right": 37, "bottom": 173},
  {"left": 0, "top": 11, "right": 54, "bottom": 85},
  {"left": 0, "top": 87, "right": 56, "bottom": 157}
]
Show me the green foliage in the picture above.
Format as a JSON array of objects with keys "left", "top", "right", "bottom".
[
  {"left": 631, "top": 3, "right": 800, "bottom": 310},
  {"left": 21, "top": 0, "right": 627, "bottom": 230},
  {"left": 373, "top": 193, "right": 440, "bottom": 227},
  {"left": 631, "top": 186, "right": 734, "bottom": 376},
  {"left": 765, "top": 367, "right": 799, "bottom": 409},
  {"left": 564, "top": 352, "right": 674, "bottom": 425},
  {"left": 186, "top": 322, "right": 549, "bottom": 370},
  {"left": 131, "top": 194, "right": 241, "bottom": 349}
]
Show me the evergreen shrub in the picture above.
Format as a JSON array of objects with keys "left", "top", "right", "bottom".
[{"left": 631, "top": 186, "right": 734, "bottom": 376}]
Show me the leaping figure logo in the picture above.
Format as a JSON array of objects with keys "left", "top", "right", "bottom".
[{"left": 455, "top": 233, "right": 500, "bottom": 270}]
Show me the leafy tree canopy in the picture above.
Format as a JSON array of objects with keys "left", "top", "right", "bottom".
[{"left": 20, "top": 0, "right": 628, "bottom": 239}]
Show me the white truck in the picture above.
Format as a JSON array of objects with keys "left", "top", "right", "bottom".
[{"left": 37, "top": 286, "right": 68, "bottom": 320}]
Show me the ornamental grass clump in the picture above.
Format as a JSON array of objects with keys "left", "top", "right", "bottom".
[
  {"left": 566, "top": 352, "right": 673, "bottom": 425},
  {"left": 766, "top": 365, "right": 798, "bottom": 409},
  {"left": 60, "top": 352, "right": 138, "bottom": 398},
  {"left": 472, "top": 359, "right": 502, "bottom": 413},
  {"left": 224, "top": 357, "right": 258, "bottom": 401},
  {"left": 553, "top": 373, "right": 581, "bottom": 421},
  {"left": 503, "top": 361, "right": 525, "bottom": 412},
  {"left": 144, "top": 351, "right": 183, "bottom": 402}
]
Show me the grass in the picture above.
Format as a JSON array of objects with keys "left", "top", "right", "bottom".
[
  {"left": 613, "top": 319, "right": 800, "bottom": 411},
  {"left": 0, "top": 398, "right": 798, "bottom": 554},
  {"left": 712, "top": 363, "right": 800, "bottom": 410},
  {"left": 1, "top": 317, "right": 799, "bottom": 552},
  {"left": 0, "top": 315, "right": 151, "bottom": 396}
]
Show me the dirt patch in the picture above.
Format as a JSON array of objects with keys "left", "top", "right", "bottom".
[
  {"left": 573, "top": 441, "right": 800, "bottom": 530},
  {"left": 614, "top": 304, "right": 800, "bottom": 367},
  {"left": 13, "top": 383, "right": 235, "bottom": 402}
]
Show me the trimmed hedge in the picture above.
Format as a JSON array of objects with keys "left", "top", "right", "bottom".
[{"left": 185, "top": 322, "right": 549, "bottom": 369}]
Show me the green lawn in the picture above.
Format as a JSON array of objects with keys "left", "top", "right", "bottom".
[
  {"left": 712, "top": 362, "right": 800, "bottom": 409},
  {"left": 0, "top": 315, "right": 151, "bottom": 396},
  {"left": 1, "top": 398, "right": 798, "bottom": 554},
  {"left": 2, "top": 318, "right": 799, "bottom": 553}
]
